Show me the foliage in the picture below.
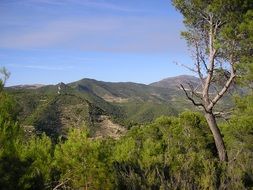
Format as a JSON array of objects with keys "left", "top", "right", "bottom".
[
  {"left": 0, "top": 67, "right": 10, "bottom": 91},
  {"left": 222, "top": 95, "right": 253, "bottom": 189},
  {"left": 235, "top": 8, "right": 253, "bottom": 88},
  {"left": 112, "top": 112, "right": 222, "bottom": 189},
  {"left": 0, "top": 122, "right": 53, "bottom": 189},
  {"left": 0, "top": 83, "right": 53, "bottom": 189},
  {"left": 0, "top": 91, "right": 19, "bottom": 122},
  {"left": 53, "top": 128, "right": 114, "bottom": 189},
  {"left": 0, "top": 90, "right": 252, "bottom": 189}
]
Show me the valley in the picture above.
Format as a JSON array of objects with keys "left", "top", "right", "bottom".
[
  {"left": 7, "top": 75, "right": 197, "bottom": 139},
  {"left": 7, "top": 75, "right": 236, "bottom": 140}
]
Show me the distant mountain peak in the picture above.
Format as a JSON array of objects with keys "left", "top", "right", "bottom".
[
  {"left": 157, "top": 75, "right": 198, "bottom": 81},
  {"left": 150, "top": 75, "right": 200, "bottom": 89}
]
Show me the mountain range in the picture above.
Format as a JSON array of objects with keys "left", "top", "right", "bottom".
[{"left": 7, "top": 75, "right": 233, "bottom": 140}]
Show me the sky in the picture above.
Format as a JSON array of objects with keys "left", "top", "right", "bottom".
[{"left": 0, "top": 0, "right": 193, "bottom": 86}]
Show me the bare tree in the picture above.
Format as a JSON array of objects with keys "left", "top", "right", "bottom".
[{"left": 173, "top": 0, "right": 252, "bottom": 161}]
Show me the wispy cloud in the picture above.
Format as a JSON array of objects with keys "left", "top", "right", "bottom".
[
  {"left": 0, "top": 18, "right": 118, "bottom": 48},
  {"left": 8, "top": 63, "right": 75, "bottom": 71},
  {"left": 0, "top": 16, "right": 185, "bottom": 53},
  {"left": 0, "top": 0, "right": 185, "bottom": 54},
  {"left": 74, "top": 0, "right": 144, "bottom": 12},
  {"left": 1, "top": 0, "right": 144, "bottom": 12}
]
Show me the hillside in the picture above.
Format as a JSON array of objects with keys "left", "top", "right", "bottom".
[
  {"left": 9, "top": 74, "right": 239, "bottom": 139},
  {"left": 9, "top": 75, "right": 233, "bottom": 138}
]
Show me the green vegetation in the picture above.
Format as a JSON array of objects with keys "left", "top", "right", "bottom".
[
  {"left": 8, "top": 75, "right": 235, "bottom": 137},
  {"left": 0, "top": 1, "right": 252, "bottom": 189},
  {"left": 7, "top": 77, "right": 195, "bottom": 137},
  {"left": 1, "top": 66, "right": 252, "bottom": 189},
  {"left": 1, "top": 100, "right": 252, "bottom": 189}
]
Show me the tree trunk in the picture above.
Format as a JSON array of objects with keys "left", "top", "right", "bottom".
[{"left": 205, "top": 112, "right": 228, "bottom": 162}]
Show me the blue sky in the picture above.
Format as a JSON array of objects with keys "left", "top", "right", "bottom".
[{"left": 0, "top": 0, "right": 193, "bottom": 86}]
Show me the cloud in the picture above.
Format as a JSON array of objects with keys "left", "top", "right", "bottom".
[
  {"left": 1, "top": 0, "right": 143, "bottom": 12},
  {"left": 74, "top": 0, "right": 144, "bottom": 12},
  {"left": 8, "top": 63, "right": 75, "bottom": 71},
  {"left": 0, "top": 18, "right": 117, "bottom": 47},
  {"left": 0, "top": 16, "right": 186, "bottom": 53}
]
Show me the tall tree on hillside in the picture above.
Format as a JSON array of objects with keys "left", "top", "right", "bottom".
[{"left": 172, "top": 0, "right": 253, "bottom": 161}]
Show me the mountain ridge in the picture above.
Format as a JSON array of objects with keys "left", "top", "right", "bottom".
[
  {"left": 7, "top": 74, "right": 235, "bottom": 139},
  {"left": 8, "top": 75, "right": 198, "bottom": 89}
]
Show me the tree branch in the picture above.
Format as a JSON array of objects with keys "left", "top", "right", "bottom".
[
  {"left": 194, "top": 41, "right": 205, "bottom": 85},
  {"left": 175, "top": 61, "right": 198, "bottom": 74},
  {"left": 186, "top": 82, "right": 203, "bottom": 100},
  {"left": 229, "top": 148, "right": 243, "bottom": 163},
  {"left": 199, "top": 50, "right": 208, "bottom": 72},
  {"left": 53, "top": 178, "right": 71, "bottom": 190},
  {"left": 180, "top": 84, "right": 205, "bottom": 109},
  {"left": 203, "top": 19, "right": 217, "bottom": 103},
  {"left": 208, "top": 72, "right": 235, "bottom": 110},
  {"left": 208, "top": 55, "right": 236, "bottom": 110},
  {"left": 213, "top": 110, "right": 233, "bottom": 120}
]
